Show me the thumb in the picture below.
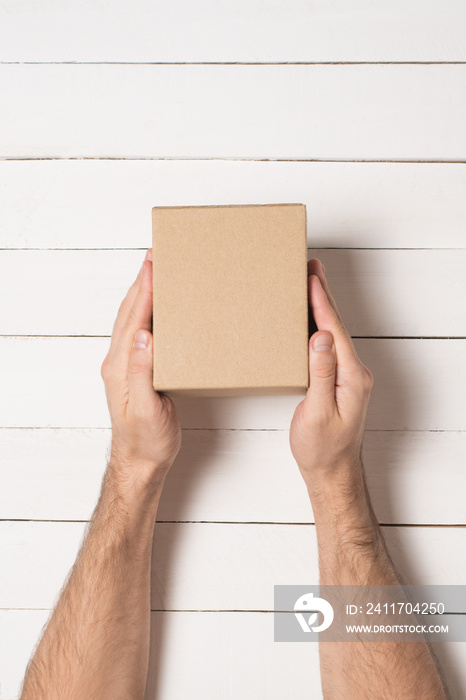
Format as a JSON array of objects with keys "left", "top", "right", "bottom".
[
  {"left": 127, "top": 329, "right": 158, "bottom": 405},
  {"left": 308, "top": 331, "right": 336, "bottom": 409}
]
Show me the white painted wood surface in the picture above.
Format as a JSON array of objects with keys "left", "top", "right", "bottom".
[
  {"left": 1, "top": 0, "right": 466, "bottom": 63},
  {"left": 1, "top": 249, "right": 466, "bottom": 336},
  {"left": 1, "top": 161, "right": 466, "bottom": 250},
  {"left": 0, "top": 429, "right": 464, "bottom": 525},
  {"left": 0, "top": 522, "right": 464, "bottom": 611},
  {"left": 1, "top": 610, "right": 466, "bottom": 700},
  {"left": 1, "top": 65, "right": 466, "bottom": 160},
  {"left": 1, "top": 0, "right": 465, "bottom": 696},
  {"left": 1, "top": 337, "right": 465, "bottom": 430}
]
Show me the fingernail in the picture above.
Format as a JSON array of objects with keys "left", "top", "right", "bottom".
[
  {"left": 134, "top": 330, "right": 149, "bottom": 349},
  {"left": 145, "top": 249, "right": 152, "bottom": 262},
  {"left": 321, "top": 262, "right": 326, "bottom": 275},
  {"left": 312, "top": 332, "right": 333, "bottom": 352}
]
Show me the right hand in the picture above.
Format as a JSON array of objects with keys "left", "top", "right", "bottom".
[
  {"left": 289, "top": 259, "right": 374, "bottom": 490},
  {"left": 101, "top": 249, "right": 182, "bottom": 490}
]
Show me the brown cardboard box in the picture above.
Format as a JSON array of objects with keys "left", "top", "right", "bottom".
[{"left": 152, "top": 204, "right": 309, "bottom": 397}]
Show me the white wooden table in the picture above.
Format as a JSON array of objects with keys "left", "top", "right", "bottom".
[{"left": 0, "top": 2, "right": 466, "bottom": 698}]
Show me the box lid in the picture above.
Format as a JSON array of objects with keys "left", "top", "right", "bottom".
[{"left": 152, "top": 204, "right": 309, "bottom": 397}]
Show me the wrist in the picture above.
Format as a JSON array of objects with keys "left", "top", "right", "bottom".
[
  {"left": 105, "top": 454, "right": 169, "bottom": 514},
  {"left": 109, "top": 440, "right": 173, "bottom": 482},
  {"left": 304, "top": 459, "right": 380, "bottom": 535},
  {"left": 302, "top": 458, "right": 365, "bottom": 509},
  {"left": 108, "top": 432, "right": 177, "bottom": 480}
]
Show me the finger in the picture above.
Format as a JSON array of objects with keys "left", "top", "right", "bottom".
[
  {"left": 110, "top": 249, "right": 152, "bottom": 344},
  {"left": 109, "top": 269, "right": 142, "bottom": 342},
  {"left": 307, "top": 330, "right": 337, "bottom": 411},
  {"left": 107, "top": 255, "right": 153, "bottom": 370},
  {"left": 128, "top": 329, "right": 162, "bottom": 417},
  {"left": 309, "top": 274, "right": 359, "bottom": 369},
  {"left": 307, "top": 258, "right": 341, "bottom": 321},
  {"left": 127, "top": 329, "right": 161, "bottom": 409}
]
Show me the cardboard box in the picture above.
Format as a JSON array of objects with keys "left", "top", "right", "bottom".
[{"left": 152, "top": 204, "right": 309, "bottom": 397}]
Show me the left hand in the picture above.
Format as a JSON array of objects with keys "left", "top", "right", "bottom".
[
  {"left": 289, "top": 258, "right": 374, "bottom": 492},
  {"left": 100, "top": 249, "right": 182, "bottom": 487}
]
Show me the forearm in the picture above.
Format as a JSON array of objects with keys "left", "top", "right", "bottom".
[
  {"left": 307, "top": 461, "right": 448, "bottom": 700},
  {"left": 309, "top": 461, "right": 397, "bottom": 587},
  {"left": 21, "top": 460, "right": 164, "bottom": 700}
]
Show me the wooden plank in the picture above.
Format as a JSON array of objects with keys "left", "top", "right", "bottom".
[
  {"left": 0, "top": 611, "right": 321, "bottom": 700},
  {"left": 1, "top": 610, "right": 465, "bottom": 700},
  {"left": 0, "top": 522, "right": 465, "bottom": 610},
  {"left": 0, "top": 250, "right": 143, "bottom": 336},
  {"left": 0, "top": 429, "right": 109, "bottom": 522},
  {"left": 1, "top": 249, "right": 466, "bottom": 337},
  {"left": 1, "top": 65, "right": 466, "bottom": 160},
  {"left": 0, "top": 611, "right": 51, "bottom": 700},
  {"left": 2, "top": 160, "right": 466, "bottom": 250},
  {"left": 0, "top": 429, "right": 465, "bottom": 525},
  {"left": 0, "top": 337, "right": 465, "bottom": 430},
  {"left": 0, "top": 0, "right": 465, "bottom": 63},
  {"left": 316, "top": 249, "right": 466, "bottom": 338}
]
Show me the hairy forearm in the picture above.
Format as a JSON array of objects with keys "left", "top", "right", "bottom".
[
  {"left": 307, "top": 461, "right": 449, "bottom": 700},
  {"left": 309, "top": 463, "right": 397, "bottom": 586},
  {"left": 20, "top": 461, "right": 164, "bottom": 700}
]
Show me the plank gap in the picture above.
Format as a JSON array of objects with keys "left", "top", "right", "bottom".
[
  {"left": 2, "top": 61, "right": 466, "bottom": 66},
  {"left": 2, "top": 157, "right": 466, "bottom": 164}
]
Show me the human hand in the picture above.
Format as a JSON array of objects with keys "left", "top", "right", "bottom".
[
  {"left": 101, "top": 249, "right": 182, "bottom": 489},
  {"left": 289, "top": 259, "right": 373, "bottom": 493}
]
